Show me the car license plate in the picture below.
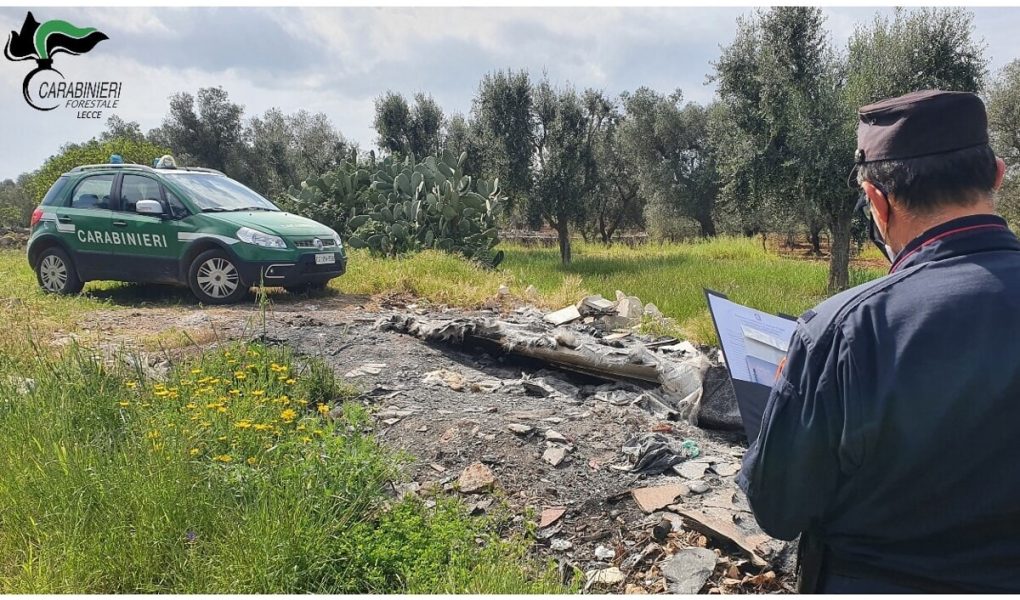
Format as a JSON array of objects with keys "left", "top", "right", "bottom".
[{"left": 315, "top": 253, "right": 335, "bottom": 265}]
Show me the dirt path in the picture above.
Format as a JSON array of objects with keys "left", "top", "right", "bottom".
[{"left": 72, "top": 291, "right": 794, "bottom": 594}]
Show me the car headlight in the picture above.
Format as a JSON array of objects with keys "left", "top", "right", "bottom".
[
  {"left": 327, "top": 228, "right": 343, "bottom": 249},
  {"left": 236, "top": 227, "right": 287, "bottom": 249}
]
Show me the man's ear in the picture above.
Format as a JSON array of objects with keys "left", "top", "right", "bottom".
[
  {"left": 994, "top": 157, "right": 1006, "bottom": 191},
  {"left": 861, "top": 180, "right": 890, "bottom": 229}
]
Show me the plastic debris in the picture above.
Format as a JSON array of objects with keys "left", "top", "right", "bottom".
[{"left": 622, "top": 433, "right": 701, "bottom": 474}]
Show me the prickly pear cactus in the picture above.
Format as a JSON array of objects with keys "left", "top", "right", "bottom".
[{"left": 287, "top": 150, "right": 505, "bottom": 267}]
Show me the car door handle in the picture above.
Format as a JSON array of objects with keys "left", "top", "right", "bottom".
[
  {"left": 58, "top": 215, "right": 72, "bottom": 223},
  {"left": 112, "top": 220, "right": 127, "bottom": 227}
]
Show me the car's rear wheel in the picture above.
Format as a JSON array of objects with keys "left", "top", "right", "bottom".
[
  {"left": 35, "top": 247, "right": 84, "bottom": 295},
  {"left": 188, "top": 249, "right": 249, "bottom": 304}
]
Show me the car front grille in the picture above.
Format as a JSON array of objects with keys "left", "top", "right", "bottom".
[{"left": 294, "top": 237, "right": 338, "bottom": 249}]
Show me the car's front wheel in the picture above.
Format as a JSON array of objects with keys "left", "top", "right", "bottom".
[
  {"left": 188, "top": 249, "right": 249, "bottom": 304},
  {"left": 35, "top": 247, "right": 84, "bottom": 295}
]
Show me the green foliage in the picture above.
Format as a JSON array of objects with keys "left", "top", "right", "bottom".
[
  {"left": 148, "top": 86, "right": 245, "bottom": 175},
  {"left": 0, "top": 342, "right": 565, "bottom": 593},
  {"left": 846, "top": 7, "right": 986, "bottom": 108},
  {"left": 286, "top": 150, "right": 505, "bottom": 268},
  {"left": 472, "top": 70, "right": 535, "bottom": 210},
  {"left": 0, "top": 174, "right": 35, "bottom": 228},
  {"left": 25, "top": 136, "right": 171, "bottom": 203},
  {"left": 373, "top": 92, "right": 445, "bottom": 158},
  {"left": 985, "top": 60, "right": 1020, "bottom": 225},
  {"left": 620, "top": 88, "right": 718, "bottom": 237}
]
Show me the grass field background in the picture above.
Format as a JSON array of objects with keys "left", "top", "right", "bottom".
[{"left": 0, "top": 236, "right": 887, "bottom": 352}]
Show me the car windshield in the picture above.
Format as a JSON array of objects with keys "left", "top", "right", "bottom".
[{"left": 162, "top": 173, "right": 279, "bottom": 212}]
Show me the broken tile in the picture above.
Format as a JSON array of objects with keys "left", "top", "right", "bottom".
[
  {"left": 675, "top": 461, "right": 711, "bottom": 480},
  {"left": 545, "top": 305, "right": 581, "bottom": 326},
  {"left": 457, "top": 462, "right": 496, "bottom": 494},
  {"left": 662, "top": 547, "right": 717, "bottom": 594},
  {"left": 344, "top": 362, "right": 387, "bottom": 377},
  {"left": 543, "top": 446, "right": 568, "bottom": 467},
  {"left": 422, "top": 369, "right": 467, "bottom": 391},
  {"left": 631, "top": 483, "right": 689, "bottom": 513},
  {"left": 545, "top": 429, "right": 568, "bottom": 443},
  {"left": 539, "top": 506, "right": 566, "bottom": 528},
  {"left": 550, "top": 538, "right": 573, "bottom": 551},
  {"left": 507, "top": 423, "right": 534, "bottom": 436},
  {"left": 712, "top": 462, "right": 741, "bottom": 477},
  {"left": 586, "top": 566, "right": 625, "bottom": 588},
  {"left": 673, "top": 507, "right": 769, "bottom": 567}
]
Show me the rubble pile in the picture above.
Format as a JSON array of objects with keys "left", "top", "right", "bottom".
[
  {"left": 378, "top": 290, "right": 743, "bottom": 432},
  {"left": 362, "top": 291, "right": 794, "bottom": 592}
]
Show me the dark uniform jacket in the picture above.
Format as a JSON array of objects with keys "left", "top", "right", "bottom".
[{"left": 738, "top": 214, "right": 1020, "bottom": 593}]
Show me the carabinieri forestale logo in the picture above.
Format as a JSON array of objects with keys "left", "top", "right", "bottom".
[{"left": 4, "top": 11, "right": 122, "bottom": 116}]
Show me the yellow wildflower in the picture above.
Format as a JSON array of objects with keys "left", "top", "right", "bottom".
[
  {"left": 234, "top": 372, "right": 247, "bottom": 380},
  {"left": 186, "top": 403, "right": 198, "bottom": 410},
  {"left": 213, "top": 454, "right": 233, "bottom": 463},
  {"left": 229, "top": 389, "right": 241, "bottom": 396},
  {"left": 285, "top": 378, "right": 296, "bottom": 385},
  {"left": 317, "top": 403, "right": 330, "bottom": 415},
  {"left": 189, "top": 448, "right": 200, "bottom": 457},
  {"left": 280, "top": 408, "right": 297, "bottom": 422},
  {"left": 125, "top": 381, "right": 137, "bottom": 389},
  {"left": 235, "top": 420, "right": 252, "bottom": 429},
  {"left": 190, "top": 368, "right": 202, "bottom": 375},
  {"left": 246, "top": 457, "right": 257, "bottom": 466},
  {"left": 218, "top": 435, "right": 228, "bottom": 442},
  {"left": 301, "top": 436, "right": 312, "bottom": 443},
  {"left": 254, "top": 423, "right": 272, "bottom": 432},
  {"left": 118, "top": 401, "right": 130, "bottom": 408},
  {"left": 251, "top": 390, "right": 265, "bottom": 397}
]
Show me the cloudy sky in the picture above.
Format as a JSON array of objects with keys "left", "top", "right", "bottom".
[{"left": 2, "top": 6, "right": 1020, "bottom": 180}]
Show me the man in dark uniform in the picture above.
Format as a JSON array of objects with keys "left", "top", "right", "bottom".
[{"left": 737, "top": 90, "right": 1020, "bottom": 593}]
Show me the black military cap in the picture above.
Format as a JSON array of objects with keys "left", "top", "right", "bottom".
[{"left": 849, "top": 90, "right": 989, "bottom": 187}]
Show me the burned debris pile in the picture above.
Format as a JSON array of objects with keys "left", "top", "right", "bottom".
[
  {"left": 284, "top": 291, "right": 797, "bottom": 593},
  {"left": 377, "top": 290, "right": 742, "bottom": 432}
]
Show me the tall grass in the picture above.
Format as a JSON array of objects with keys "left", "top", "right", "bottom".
[
  {"left": 0, "top": 238, "right": 885, "bottom": 351},
  {"left": 340, "top": 237, "right": 884, "bottom": 344},
  {"left": 0, "top": 342, "right": 567, "bottom": 593}
]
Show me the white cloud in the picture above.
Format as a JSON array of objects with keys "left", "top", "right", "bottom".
[{"left": 1, "top": 6, "right": 1017, "bottom": 181}]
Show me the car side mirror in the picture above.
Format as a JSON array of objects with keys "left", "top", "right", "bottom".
[{"left": 136, "top": 199, "right": 164, "bottom": 216}]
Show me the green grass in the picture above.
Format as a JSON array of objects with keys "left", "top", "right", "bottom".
[
  {"left": 0, "top": 342, "right": 569, "bottom": 593},
  {"left": 0, "top": 237, "right": 885, "bottom": 354},
  {"left": 342, "top": 237, "right": 885, "bottom": 345}
]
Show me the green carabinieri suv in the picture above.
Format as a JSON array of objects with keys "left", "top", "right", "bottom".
[{"left": 27, "top": 159, "right": 347, "bottom": 304}]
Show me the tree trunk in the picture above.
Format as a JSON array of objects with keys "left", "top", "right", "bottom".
[
  {"left": 809, "top": 226, "right": 822, "bottom": 255},
  {"left": 828, "top": 209, "right": 853, "bottom": 293},
  {"left": 556, "top": 223, "right": 572, "bottom": 265},
  {"left": 696, "top": 213, "right": 717, "bottom": 237}
]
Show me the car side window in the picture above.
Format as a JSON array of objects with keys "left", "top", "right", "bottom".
[
  {"left": 70, "top": 174, "right": 115, "bottom": 210},
  {"left": 120, "top": 174, "right": 163, "bottom": 213},
  {"left": 165, "top": 189, "right": 189, "bottom": 218}
]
